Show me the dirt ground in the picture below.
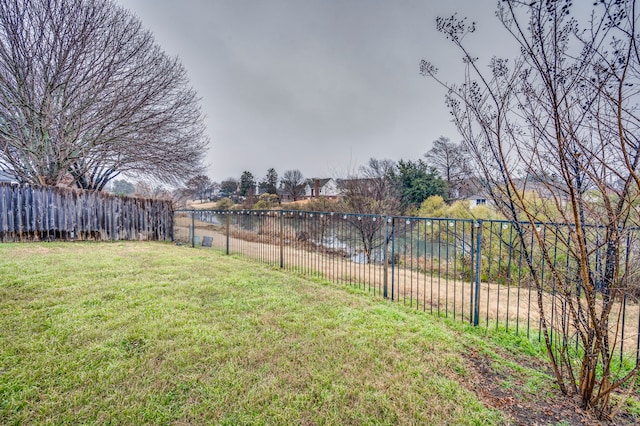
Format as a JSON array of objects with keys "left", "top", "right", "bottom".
[{"left": 465, "top": 348, "right": 639, "bottom": 425}]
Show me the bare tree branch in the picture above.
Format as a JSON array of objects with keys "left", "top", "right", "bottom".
[
  {"left": 0, "top": 0, "right": 207, "bottom": 189},
  {"left": 423, "top": 0, "right": 640, "bottom": 417}
]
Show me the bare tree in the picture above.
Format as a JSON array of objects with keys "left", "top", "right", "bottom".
[
  {"left": 134, "top": 181, "right": 172, "bottom": 200},
  {"left": 338, "top": 158, "right": 401, "bottom": 263},
  {"left": 220, "top": 178, "right": 239, "bottom": 199},
  {"left": 280, "top": 169, "right": 305, "bottom": 201},
  {"left": 422, "top": 0, "right": 640, "bottom": 417},
  {"left": 424, "top": 136, "right": 472, "bottom": 200},
  {"left": 184, "top": 174, "right": 213, "bottom": 202},
  {"left": 0, "top": 0, "right": 207, "bottom": 190},
  {"left": 339, "top": 158, "right": 399, "bottom": 214}
]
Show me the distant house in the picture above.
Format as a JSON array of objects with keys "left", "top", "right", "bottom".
[
  {"left": 455, "top": 177, "right": 486, "bottom": 200},
  {"left": 304, "top": 178, "right": 340, "bottom": 198},
  {"left": 463, "top": 174, "right": 572, "bottom": 210},
  {"left": 466, "top": 194, "right": 490, "bottom": 209}
]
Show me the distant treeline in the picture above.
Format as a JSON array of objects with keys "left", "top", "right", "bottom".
[{"left": 0, "top": 183, "right": 173, "bottom": 242}]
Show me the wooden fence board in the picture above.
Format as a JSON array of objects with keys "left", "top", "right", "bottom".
[{"left": 0, "top": 183, "right": 173, "bottom": 242}]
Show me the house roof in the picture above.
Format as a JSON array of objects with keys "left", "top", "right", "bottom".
[
  {"left": 306, "top": 178, "right": 333, "bottom": 188},
  {"left": 465, "top": 194, "right": 488, "bottom": 201}
]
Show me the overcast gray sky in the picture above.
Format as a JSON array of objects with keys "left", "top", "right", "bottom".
[{"left": 116, "top": 0, "right": 509, "bottom": 183}]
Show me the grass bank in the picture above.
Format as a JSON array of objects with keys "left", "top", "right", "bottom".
[
  {"left": 3, "top": 241, "right": 636, "bottom": 424},
  {"left": 0, "top": 241, "right": 501, "bottom": 424}
]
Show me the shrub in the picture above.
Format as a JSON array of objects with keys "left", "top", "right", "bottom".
[{"left": 216, "top": 197, "right": 234, "bottom": 210}]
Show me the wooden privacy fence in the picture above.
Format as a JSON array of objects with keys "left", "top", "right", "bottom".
[{"left": 0, "top": 183, "right": 173, "bottom": 242}]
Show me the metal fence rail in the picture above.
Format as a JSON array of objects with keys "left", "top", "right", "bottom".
[{"left": 174, "top": 208, "right": 640, "bottom": 371}]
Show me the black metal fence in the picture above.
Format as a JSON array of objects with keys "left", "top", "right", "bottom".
[{"left": 174, "top": 208, "right": 640, "bottom": 371}]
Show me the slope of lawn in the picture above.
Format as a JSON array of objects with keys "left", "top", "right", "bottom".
[{"left": 1, "top": 241, "right": 503, "bottom": 425}]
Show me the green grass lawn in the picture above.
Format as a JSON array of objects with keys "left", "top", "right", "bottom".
[{"left": 0, "top": 241, "right": 534, "bottom": 424}]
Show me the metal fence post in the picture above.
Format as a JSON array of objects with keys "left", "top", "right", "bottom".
[
  {"left": 383, "top": 216, "right": 389, "bottom": 299},
  {"left": 279, "top": 211, "right": 284, "bottom": 268},
  {"left": 191, "top": 211, "right": 195, "bottom": 248},
  {"left": 225, "top": 211, "right": 230, "bottom": 255},
  {"left": 473, "top": 220, "right": 483, "bottom": 326},
  {"left": 391, "top": 216, "right": 396, "bottom": 301},
  {"left": 170, "top": 209, "right": 175, "bottom": 242}
]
